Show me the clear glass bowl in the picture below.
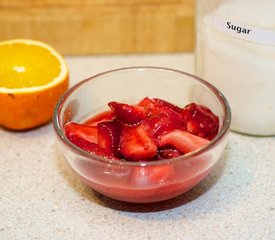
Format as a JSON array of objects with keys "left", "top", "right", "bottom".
[{"left": 53, "top": 67, "right": 231, "bottom": 203}]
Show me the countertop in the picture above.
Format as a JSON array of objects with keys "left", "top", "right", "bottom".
[{"left": 0, "top": 53, "right": 274, "bottom": 240}]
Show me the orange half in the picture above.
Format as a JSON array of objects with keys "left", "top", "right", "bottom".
[{"left": 0, "top": 39, "right": 69, "bottom": 130}]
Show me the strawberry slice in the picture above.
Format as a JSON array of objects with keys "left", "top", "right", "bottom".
[
  {"left": 119, "top": 123, "right": 157, "bottom": 161},
  {"left": 137, "top": 97, "right": 154, "bottom": 108},
  {"left": 64, "top": 98, "right": 219, "bottom": 162},
  {"left": 182, "top": 103, "right": 219, "bottom": 140},
  {"left": 138, "top": 98, "right": 185, "bottom": 133},
  {"left": 108, "top": 101, "right": 146, "bottom": 125},
  {"left": 138, "top": 97, "right": 182, "bottom": 113},
  {"left": 66, "top": 137, "right": 97, "bottom": 153},
  {"left": 97, "top": 121, "right": 119, "bottom": 157},
  {"left": 147, "top": 106, "right": 185, "bottom": 137},
  {"left": 64, "top": 122, "right": 98, "bottom": 144},
  {"left": 132, "top": 165, "right": 174, "bottom": 186},
  {"left": 159, "top": 129, "right": 210, "bottom": 154},
  {"left": 72, "top": 140, "right": 113, "bottom": 158},
  {"left": 157, "top": 147, "right": 182, "bottom": 159},
  {"left": 153, "top": 98, "right": 182, "bottom": 113},
  {"left": 64, "top": 122, "right": 115, "bottom": 158}
]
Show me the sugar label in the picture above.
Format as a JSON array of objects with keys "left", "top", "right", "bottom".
[{"left": 212, "top": 14, "right": 275, "bottom": 46}]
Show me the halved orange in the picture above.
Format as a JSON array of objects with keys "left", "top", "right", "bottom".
[{"left": 0, "top": 39, "right": 69, "bottom": 130}]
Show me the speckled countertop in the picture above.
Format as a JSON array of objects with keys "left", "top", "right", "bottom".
[{"left": 1, "top": 53, "right": 274, "bottom": 240}]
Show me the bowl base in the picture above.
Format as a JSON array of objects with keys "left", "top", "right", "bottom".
[{"left": 79, "top": 169, "right": 211, "bottom": 203}]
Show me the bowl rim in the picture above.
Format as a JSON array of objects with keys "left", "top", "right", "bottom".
[{"left": 53, "top": 66, "right": 231, "bottom": 166}]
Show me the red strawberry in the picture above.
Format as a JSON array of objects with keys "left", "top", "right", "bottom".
[
  {"left": 153, "top": 98, "right": 182, "bottom": 113},
  {"left": 137, "top": 97, "right": 154, "bottom": 108},
  {"left": 132, "top": 165, "right": 174, "bottom": 186},
  {"left": 97, "top": 121, "right": 119, "bottom": 157},
  {"left": 182, "top": 103, "right": 219, "bottom": 140},
  {"left": 64, "top": 122, "right": 115, "bottom": 158},
  {"left": 147, "top": 106, "right": 185, "bottom": 137},
  {"left": 159, "top": 129, "right": 210, "bottom": 154},
  {"left": 108, "top": 101, "right": 146, "bottom": 125},
  {"left": 64, "top": 98, "right": 218, "bottom": 163},
  {"left": 119, "top": 123, "right": 157, "bottom": 161},
  {"left": 67, "top": 137, "right": 98, "bottom": 153},
  {"left": 157, "top": 147, "right": 182, "bottom": 159},
  {"left": 138, "top": 97, "right": 182, "bottom": 113},
  {"left": 75, "top": 140, "right": 114, "bottom": 158},
  {"left": 64, "top": 122, "right": 98, "bottom": 144}
]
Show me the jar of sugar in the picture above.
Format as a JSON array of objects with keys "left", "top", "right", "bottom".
[{"left": 195, "top": 0, "right": 275, "bottom": 136}]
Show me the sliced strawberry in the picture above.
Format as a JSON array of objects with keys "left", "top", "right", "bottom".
[
  {"left": 147, "top": 113, "right": 173, "bottom": 137},
  {"left": 67, "top": 137, "right": 98, "bottom": 153},
  {"left": 159, "top": 129, "right": 210, "bottom": 154},
  {"left": 132, "top": 165, "right": 174, "bottom": 186},
  {"left": 97, "top": 121, "right": 119, "bottom": 157},
  {"left": 147, "top": 106, "right": 185, "bottom": 137},
  {"left": 138, "top": 97, "right": 164, "bottom": 117},
  {"left": 137, "top": 97, "right": 154, "bottom": 108},
  {"left": 84, "top": 110, "right": 114, "bottom": 126},
  {"left": 157, "top": 147, "right": 182, "bottom": 159},
  {"left": 74, "top": 140, "right": 113, "bottom": 158},
  {"left": 109, "top": 97, "right": 184, "bottom": 138},
  {"left": 137, "top": 97, "right": 153, "bottom": 107},
  {"left": 119, "top": 123, "right": 157, "bottom": 161},
  {"left": 64, "top": 122, "right": 116, "bottom": 158},
  {"left": 108, "top": 101, "right": 146, "bottom": 125},
  {"left": 138, "top": 97, "right": 182, "bottom": 113},
  {"left": 138, "top": 98, "right": 184, "bottom": 132},
  {"left": 64, "top": 98, "right": 219, "bottom": 163},
  {"left": 153, "top": 98, "right": 182, "bottom": 113},
  {"left": 182, "top": 103, "right": 219, "bottom": 140},
  {"left": 64, "top": 122, "right": 98, "bottom": 144}
]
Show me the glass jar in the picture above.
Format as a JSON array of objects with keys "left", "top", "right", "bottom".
[{"left": 195, "top": 0, "right": 275, "bottom": 136}]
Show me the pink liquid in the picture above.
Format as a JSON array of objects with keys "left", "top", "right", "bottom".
[{"left": 80, "top": 169, "right": 211, "bottom": 203}]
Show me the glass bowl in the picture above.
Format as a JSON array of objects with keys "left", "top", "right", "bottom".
[{"left": 53, "top": 67, "right": 231, "bottom": 203}]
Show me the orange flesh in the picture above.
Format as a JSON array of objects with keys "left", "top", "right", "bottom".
[
  {"left": 0, "top": 43, "right": 61, "bottom": 88},
  {"left": 0, "top": 39, "right": 69, "bottom": 130}
]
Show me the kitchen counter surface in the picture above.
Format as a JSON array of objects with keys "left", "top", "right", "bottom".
[{"left": 1, "top": 53, "right": 274, "bottom": 240}]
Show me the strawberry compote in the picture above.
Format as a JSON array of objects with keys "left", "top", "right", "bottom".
[
  {"left": 64, "top": 97, "right": 219, "bottom": 161},
  {"left": 64, "top": 97, "right": 219, "bottom": 202}
]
